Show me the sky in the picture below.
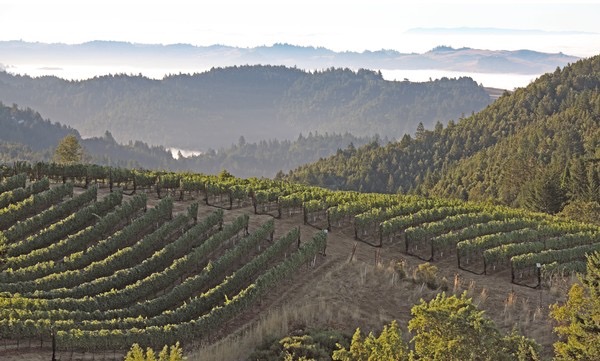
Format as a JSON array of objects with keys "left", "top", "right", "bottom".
[{"left": 1, "top": 0, "right": 599, "bottom": 56}]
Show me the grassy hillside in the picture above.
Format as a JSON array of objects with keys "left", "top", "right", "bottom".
[{"left": 286, "top": 55, "right": 600, "bottom": 217}]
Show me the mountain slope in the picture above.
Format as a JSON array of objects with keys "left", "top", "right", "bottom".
[
  {"left": 0, "top": 66, "right": 491, "bottom": 150},
  {"left": 0, "top": 102, "right": 175, "bottom": 167},
  {"left": 287, "top": 55, "right": 600, "bottom": 213},
  {"left": 0, "top": 102, "right": 376, "bottom": 177}
]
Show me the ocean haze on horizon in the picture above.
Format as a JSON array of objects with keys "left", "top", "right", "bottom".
[
  {"left": 2, "top": 1, "right": 598, "bottom": 54},
  {"left": 0, "top": 32, "right": 585, "bottom": 90}
]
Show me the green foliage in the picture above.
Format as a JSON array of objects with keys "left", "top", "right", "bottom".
[
  {"left": 408, "top": 292, "right": 540, "bottom": 361},
  {"left": 409, "top": 292, "right": 499, "bottom": 360},
  {"left": 124, "top": 342, "right": 185, "bottom": 361},
  {"left": 550, "top": 252, "right": 600, "bottom": 360},
  {"left": 53, "top": 134, "right": 83, "bottom": 165},
  {"left": 332, "top": 320, "right": 408, "bottom": 361},
  {"left": 524, "top": 167, "right": 567, "bottom": 214},
  {"left": 413, "top": 262, "right": 440, "bottom": 290},
  {"left": 218, "top": 169, "right": 234, "bottom": 180},
  {"left": 559, "top": 200, "right": 600, "bottom": 226},
  {"left": 393, "top": 259, "right": 407, "bottom": 280},
  {"left": 248, "top": 329, "right": 348, "bottom": 361},
  {"left": 501, "top": 328, "right": 541, "bottom": 361}
]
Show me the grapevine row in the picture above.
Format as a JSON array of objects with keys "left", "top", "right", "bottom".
[
  {"left": 0, "top": 183, "right": 74, "bottom": 231},
  {"left": 2, "top": 184, "right": 98, "bottom": 244},
  {"left": 0, "top": 178, "right": 49, "bottom": 209}
]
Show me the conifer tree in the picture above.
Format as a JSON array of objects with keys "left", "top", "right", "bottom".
[
  {"left": 53, "top": 134, "right": 83, "bottom": 165},
  {"left": 551, "top": 252, "right": 600, "bottom": 360}
]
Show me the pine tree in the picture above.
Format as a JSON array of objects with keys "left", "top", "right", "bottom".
[
  {"left": 551, "top": 252, "right": 600, "bottom": 360},
  {"left": 525, "top": 167, "right": 567, "bottom": 214},
  {"left": 569, "top": 158, "right": 588, "bottom": 200},
  {"left": 53, "top": 134, "right": 83, "bottom": 165},
  {"left": 332, "top": 321, "right": 408, "bottom": 361},
  {"left": 586, "top": 166, "right": 600, "bottom": 203}
]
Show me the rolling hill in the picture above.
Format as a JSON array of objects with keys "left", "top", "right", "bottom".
[
  {"left": 286, "top": 55, "right": 600, "bottom": 217},
  {"left": 0, "top": 163, "right": 598, "bottom": 359},
  {"left": 0, "top": 66, "right": 491, "bottom": 150}
]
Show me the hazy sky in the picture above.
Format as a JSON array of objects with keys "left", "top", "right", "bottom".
[{"left": 1, "top": 0, "right": 599, "bottom": 56}]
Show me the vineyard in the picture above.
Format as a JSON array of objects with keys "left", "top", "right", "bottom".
[{"left": 0, "top": 162, "right": 599, "bottom": 358}]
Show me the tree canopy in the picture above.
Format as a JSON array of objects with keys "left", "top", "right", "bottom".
[
  {"left": 53, "top": 134, "right": 83, "bottom": 165},
  {"left": 551, "top": 252, "right": 600, "bottom": 360}
]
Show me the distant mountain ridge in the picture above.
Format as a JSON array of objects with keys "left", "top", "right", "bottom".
[
  {"left": 0, "top": 66, "right": 491, "bottom": 150},
  {"left": 0, "top": 40, "right": 578, "bottom": 75}
]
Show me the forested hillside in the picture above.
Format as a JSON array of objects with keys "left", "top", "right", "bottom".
[
  {"left": 0, "top": 66, "right": 491, "bottom": 150},
  {"left": 287, "top": 56, "right": 600, "bottom": 219},
  {"left": 0, "top": 103, "right": 175, "bottom": 167},
  {"left": 0, "top": 102, "right": 375, "bottom": 177},
  {"left": 180, "top": 132, "right": 378, "bottom": 178}
]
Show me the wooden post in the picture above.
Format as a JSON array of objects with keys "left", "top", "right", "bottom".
[
  {"left": 430, "top": 239, "right": 435, "bottom": 261},
  {"left": 511, "top": 263, "right": 515, "bottom": 283},
  {"left": 109, "top": 168, "right": 113, "bottom": 193},
  {"left": 483, "top": 257, "right": 487, "bottom": 275},
  {"left": 350, "top": 242, "right": 358, "bottom": 262},
  {"left": 51, "top": 327, "right": 57, "bottom": 361}
]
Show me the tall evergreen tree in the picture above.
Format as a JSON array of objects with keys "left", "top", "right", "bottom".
[
  {"left": 53, "top": 134, "right": 83, "bottom": 165},
  {"left": 525, "top": 167, "right": 567, "bottom": 214},
  {"left": 587, "top": 166, "right": 600, "bottom": 203},
  {"left": 569, "top": 158, "right": 588, "bottom": 200},
  {"left": 551, "top": 252, "right": 600, "bottom": 360}
]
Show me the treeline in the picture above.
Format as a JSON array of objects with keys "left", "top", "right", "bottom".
[
  {"left": 180, "top": 132, "right": 379, "bottom": 178},
  {"left": 0, "top": 102, "right": 375, "bottom": 177},
  {"left": 287, "top": 55, "right": 600, "bottom": 221},
  {"left": 0, "top": 65, "right": 491, "bottom": 150}
]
